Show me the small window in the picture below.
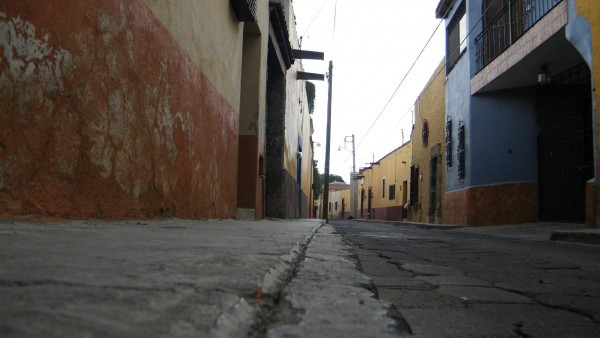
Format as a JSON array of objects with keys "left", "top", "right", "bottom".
[
  {"left": 382, "top": 178, "right": 386, "bottom": 198},
  {"left": 447, "top": 3, "right": 467, "bottom": 72},
  {"left": 389, "top": 185, "right": 396, "bottom": 201},
  {"left": 334, "top": 202, "right": 338, "bottom": 211},
  {"left": 459, "top": 14, "right": 467, "bottom": 53}
]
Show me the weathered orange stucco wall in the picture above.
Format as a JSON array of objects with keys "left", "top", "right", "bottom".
[{"left": 0, "top": 1, "right": 238, "bottom": 219}]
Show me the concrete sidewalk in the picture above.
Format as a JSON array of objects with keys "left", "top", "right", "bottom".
[{"left": 0, "top": 219, "right": 406, "bottom": 337}]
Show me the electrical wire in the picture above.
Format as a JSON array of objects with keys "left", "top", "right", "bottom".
[
  {"left": 351, "top": 0, "right": 501, "bottom": 163},
  {"left": 333, "top": 0, "right": 338, "bottom": 39},
  {"left": 301, "top": 0, "right": 332, "bottom": 38},
  {"left": 354, "top": 0, "right": 454, "bottom": 151}
]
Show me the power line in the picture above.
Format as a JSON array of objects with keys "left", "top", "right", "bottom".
[
  {"left": 332, "top": 0, "right": 339, "bottom": 39},
  {"left": 374, "top": 106, "right": 413, "bottom": 150},
  {"left": 348, "top": 0, "right": 501, "bottom": 164},
  {"left": 301, "top": 0, "right": 332, "bottom": 39},
  {"left": 354, "top": 0, "right": 453, "bottom": 151}
]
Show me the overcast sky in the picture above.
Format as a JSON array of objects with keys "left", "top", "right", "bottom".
[{"left": 292, "top": 0, "right": 445, "bottom": 182}]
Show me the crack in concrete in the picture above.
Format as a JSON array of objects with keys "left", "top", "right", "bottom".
[
  {"left": 492, "top": 283, "right": 600, "bottom": 324},
  {"left": 210, "top": 224, "right": 322, "bottom": 338}
]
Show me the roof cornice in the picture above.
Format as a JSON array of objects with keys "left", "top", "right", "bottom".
[{"left": 435, "top": 0, "right": 454, "bottom": 19}]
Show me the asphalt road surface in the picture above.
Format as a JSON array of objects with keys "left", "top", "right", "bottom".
[{"left": 331, "top": 220, "right": 600, "bottom": 338}]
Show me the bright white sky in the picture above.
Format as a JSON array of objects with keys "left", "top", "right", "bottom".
[{"left": 292, "top": 0, "right": 445, "bottom": 183}]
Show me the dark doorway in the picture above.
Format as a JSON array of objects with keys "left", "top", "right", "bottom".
[
  {"left": 537, "top": 63, "right": 593, "bottom": 222},
  {"left": 360, "top": 188, "right": 365, "bottom": 218},
  {"left": 367, "top": 188, "right": 373, "bottom": 219}
]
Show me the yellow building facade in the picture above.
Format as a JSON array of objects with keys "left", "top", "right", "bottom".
[
  {"left": 576, "top": 0, "right": 600, "bottom": 227},
  {"left": 408, "top": 60, "right": 446, "bottom": 224},
  {"left": 359, "top": 142, "right": 412, "bottom": 220}
]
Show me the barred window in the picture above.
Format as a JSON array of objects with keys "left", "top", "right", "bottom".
[{"left": 458, "top": 122, "right": 466, "bottom": 181}]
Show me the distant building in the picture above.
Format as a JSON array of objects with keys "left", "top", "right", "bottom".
[
  {"left": 359, "top": 142, "right": 412, "bottom": 221},
  {"left": 408, "top": 60, "right": 446, "bottom": 224},
  {"left": 436, "top": 0, "right": 597, "bottom": 226},
  {"left": 327, "top": 181, "right": 351, "bottom": 220}
]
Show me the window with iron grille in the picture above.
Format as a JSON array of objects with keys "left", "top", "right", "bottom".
[
  {"left": 429, "top": 154, "right": 441, "bottom": 216},
  {"left": 389, "top": 184, "right": 396, "bottom": 201},
  {"left": 445, "top": 119, "right": 453, "bottom": 167},
  {"left": 457, "top": 123, "right": 466, "bottom": 181}
]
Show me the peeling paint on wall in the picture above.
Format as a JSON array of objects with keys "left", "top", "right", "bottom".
[{"left": 0, "top": 1, "right": 238, "bottom": 219}]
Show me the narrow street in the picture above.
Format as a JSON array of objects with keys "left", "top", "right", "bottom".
[{"left": 332, "top": 220, "right": 600, "bottom": 337}]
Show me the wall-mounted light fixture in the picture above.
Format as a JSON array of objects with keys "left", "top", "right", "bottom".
[{"left": 538, "top": 64, "right": 551, "bottom": 85}]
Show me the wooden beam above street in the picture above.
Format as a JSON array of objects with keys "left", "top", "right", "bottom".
[
  {"left": 297, "top": 71, "right": 325, "bottom": 81},
  {"left": 292, "top": 49, "right": 325, "bottom": 60}
]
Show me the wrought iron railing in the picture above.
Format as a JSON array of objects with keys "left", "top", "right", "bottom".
[{"left": 475, "top": 0, "right": 562, "bottom": 73}]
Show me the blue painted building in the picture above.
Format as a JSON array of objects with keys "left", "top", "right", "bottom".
[{"left": 436, "top": 0, "right": 595, "bottom": 225}]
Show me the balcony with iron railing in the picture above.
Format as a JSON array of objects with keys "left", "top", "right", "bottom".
[{"left": 475, "top": 0, "right": 563, "bottom": 74}]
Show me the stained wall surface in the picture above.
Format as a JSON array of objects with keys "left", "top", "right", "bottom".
[{"left": 0, "top": 1, "right": 242, "bottom": 218}]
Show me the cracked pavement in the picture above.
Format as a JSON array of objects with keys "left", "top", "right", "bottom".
[
  {"left": 0, "top": 219, "right": 410, "bottom": 337},
  {"left": 0, "top": 219, "right": 321, "bottom": 337},
  {"left": 332, "top": 220, "right": 600, "bottom": 337}
]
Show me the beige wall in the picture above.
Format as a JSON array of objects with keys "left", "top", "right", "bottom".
[
  {"left": 144, "top": 0, "right": 258, "bottom": 110},
  {"left": 328, "top": 186, "right": 350, "bottom": 219},
  {"left": 239, "top": 2, "right": 269, "bottom": 138},
  {"left": 410, "top": 60, "right": 446, "bottom": 223},
  {"left": 282, "top": 2, "right": 315, "bottom": 205}
]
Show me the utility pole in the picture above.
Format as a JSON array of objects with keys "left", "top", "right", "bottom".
[
  {"left": 342, "top": 134, "right": 358, "bottom": 219},
  {"left": 322, "top": 61, "right": 333, "bottom": 223},
  {"left": 350, "top": 134, "right": 356, "bottom": 174},
  {"left": 350, "top": 134, "right": 359, "bottom": 219}
]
